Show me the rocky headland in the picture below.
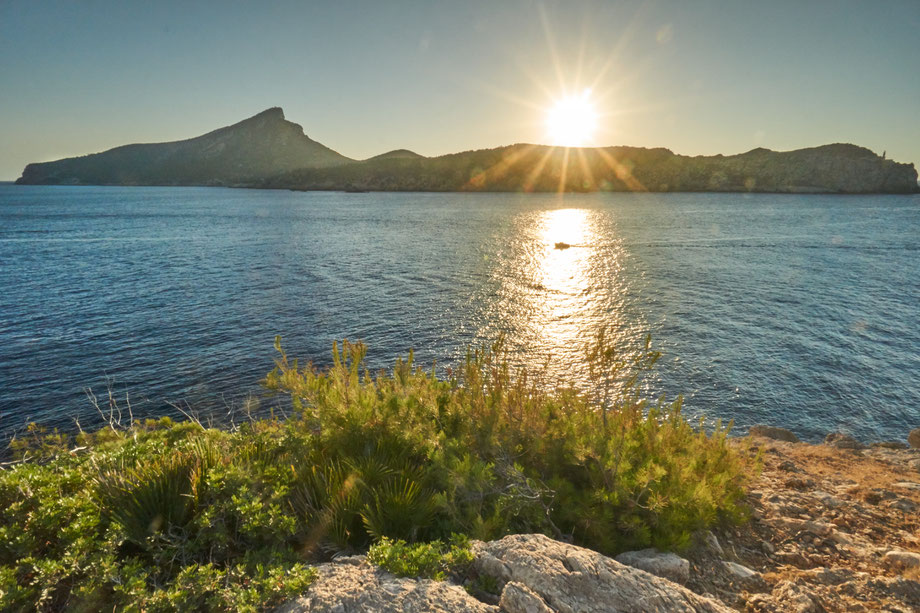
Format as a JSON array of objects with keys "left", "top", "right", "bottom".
[
  {"left": 16, "top": 108, "right": 919, "bottom": 193},
  {"left": 274, "top": 428, "right": 920, "bottom": 613},
  {"left": 16, "top": 108, "right": 351, "bottom": 186}
]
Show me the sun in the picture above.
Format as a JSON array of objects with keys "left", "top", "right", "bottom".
[{"left": 545, "top": 89, "right": 598, "bottom": 147}]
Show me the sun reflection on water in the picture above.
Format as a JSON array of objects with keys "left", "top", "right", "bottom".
[
  {"left": 475, "top": 203, "right": 643, "bottom": 388},
  {"left": 534, "top": 208, "right": 599, "bottom": 351}
]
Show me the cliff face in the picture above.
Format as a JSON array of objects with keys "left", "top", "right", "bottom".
[
  {"left": 269, "top": 142, "right": 919, "bottom": 194},
  {"left": 16, "top": 108, "right": 352, "bottom": 186}
]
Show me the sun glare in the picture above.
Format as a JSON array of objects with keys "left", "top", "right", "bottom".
[{"left": 545, "top": 90, "right": 597, "bottom": 147}]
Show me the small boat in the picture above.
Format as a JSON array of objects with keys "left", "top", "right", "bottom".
[{"left": 554, "top": 242, "right": 571, "bottom": 250}]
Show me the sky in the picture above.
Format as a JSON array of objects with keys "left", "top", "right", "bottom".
[{"left": 1, "top": 0, "right": 918, "bottom": 180}]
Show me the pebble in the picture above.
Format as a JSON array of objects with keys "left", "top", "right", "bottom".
[
  {"left": 613, "top": 548, "right": 690, "bottom": 585},
  {"left": 813, "top": 491, "right": 843, "bottom": 508},
  {"left": 824, "top": 432, "right": 866, "bottom": 450},
  {"left": 884, "top": 550, "right": 920, "bottom": 569},
  {"left": 888, "top": 497, "right": 919, "bottom": 513},
  {"left": 908, "top": 428, "right": 920, "bottom": 449},
  {"left": 749, "top": 425, "right": 800, "bottom": 443},
  {"left": 723, "top": 561, "right": 761, "bottom": 581},
  {"left": 703, "top": 531, "right": 724, "bottom": 556}
]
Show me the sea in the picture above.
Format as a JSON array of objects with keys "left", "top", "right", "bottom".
[{"left": 1, "top": 185, "right": 918, "bottom": 443}]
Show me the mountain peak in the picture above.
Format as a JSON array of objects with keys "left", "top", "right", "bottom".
[
  {"left": 16, "top": 107, "right": 352, "bottom": 185},
  {"left": 252, "top": 107, "right": 285, "bottom": 121}
]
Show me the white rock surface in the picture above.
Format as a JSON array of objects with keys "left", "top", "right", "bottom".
[
  {"left": 614, "top": 548, "right": 691, "bottom": 585},
  {"left": 475, "top": 534, "right": 731, "bottom": 612},
  {"left": 499, "top": 582, "right": 553, "bottom": 613},
  {"left": 722, "top": 561, "right": 761, "bottom": 582},
  {"left": 884, "top": 550, "right": 920, "bottom": 570},
  {"left": 277, "top": 534, "right": 732, "bottom": 612},
  {"left": 275, "top": 560, "right": 496, "bottom": 613}
]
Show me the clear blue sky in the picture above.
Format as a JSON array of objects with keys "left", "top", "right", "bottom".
[{"left": 1, "top": 0, "right": 918, "bottom": 179}]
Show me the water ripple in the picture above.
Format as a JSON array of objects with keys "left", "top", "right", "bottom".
[{"left": 0, "top": 186, "right": 918, "bottom": 442}]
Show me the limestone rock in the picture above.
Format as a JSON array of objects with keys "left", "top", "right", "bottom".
[
  {"left": 771, "top": 580, "right": 819, "bottom": 613},
  {"left": 884, "top": 550, "right": 920, "bottom": 570},
  {"left": 872, "top": 441, "right": 908, "bottom": 450},
  {"left": 473, "top": 534, "right": 731, "bottom": 612},
  {"left": 722, "top": 561, "right": 762, "bottom": 585},
  {"left": 889, "top": 497, "right": 920, "bottom": 513},
  {"left": 499, "top": 582, "right": 553, "bottom": 613},
  {"left": 275, "top": 560, "right": 496, "bottom": 613},
  {"left": 824, "top": 432, "right": 866, "bottom": 450},
  {"left": 908, "top": 428, "right": 920, "bottom": 449},
  {"left": 749, "top": 425, "right": 799, "bottom": 443},
  {"left": 805, "top": 566, "right": 855, "bottom": 585},
  {"left": 703, "top": 531, "right": 724, "bottom": 557},
  {"left": 812, "top": 491, "right": 843, "bottom": 508},
  {"left": 867, "top": 577, "right": 920, "bottom": 605},
  {"left": 614, "top": 548, "right": 691, "bottom": 585}
]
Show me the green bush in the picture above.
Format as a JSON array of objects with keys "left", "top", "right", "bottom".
[
  {"left": 0, "top": 333, "right": 754, "bottom": 611},
  {"left": 265, "top": 333, "right": 753, "bottom": 552},
  {"left": 367, "top": 535, "right": 474, "bottom": 580}
]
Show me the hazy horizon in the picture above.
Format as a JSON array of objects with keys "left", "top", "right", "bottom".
[{"left": 2, "top": 0, "right": 918, "bottom": 180}]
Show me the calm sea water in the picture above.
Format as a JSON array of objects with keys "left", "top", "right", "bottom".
[{"left": 1, "top": 185, "right": 918, "bottom": 442}]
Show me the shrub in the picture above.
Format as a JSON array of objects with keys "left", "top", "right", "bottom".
[
  {"left": 367, "top": 534, "right": 474, "bottom": 580},
  {"left": 0, "top": 333, "right": 755, "bottom": 611},
  {"left": 265, "top": 333, "right": 754, "bottom": 553},
  {"left": 0, "top": 424, "right": 314, "bottom": 611}
]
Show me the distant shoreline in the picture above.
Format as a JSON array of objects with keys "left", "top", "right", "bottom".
[
  {"left": 14, "top": 108, "right": 920, "bottom": 195},
  {"left": 6, "top": 182, "right": 920, "bottom": 196}
]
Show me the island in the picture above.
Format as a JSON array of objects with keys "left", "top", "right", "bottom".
[{"left": 16, "top": 107, "right": 919, "bottom": 193}]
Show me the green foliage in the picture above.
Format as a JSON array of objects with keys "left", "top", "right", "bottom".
[
  {"left": 265, "top": 333, "right": 753, "bottom": 553},
  {"left": 0, "top": 423, "right": 314, "bottom": 611},
  {"left": 367, "top": 535, "right": 474, "bottom": 580},
  {"left": 95, "top": 443, "right": 208, "bottom": 547},
  {"left": 0, "top": 332, "right": 755, "bottom": 611}
]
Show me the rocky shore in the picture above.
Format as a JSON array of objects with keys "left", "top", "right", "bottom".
[{"left": 275, "top": 428, "right": 920, "bottom": 612}]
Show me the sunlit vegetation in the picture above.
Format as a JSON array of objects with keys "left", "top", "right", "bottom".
[
  {"left": 366, "top": 535, "right": 474, "bottom": 581},
  {"left": 0, "top": 333, "right": 754, "bottom": 611}
]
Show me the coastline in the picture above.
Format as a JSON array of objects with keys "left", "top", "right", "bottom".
[
  {"left": 274, "top": 429, "right": 920, "bottom": 612},
  {"left": 3, "top": 400, "right": 919, "bottom": 611},
  {"left": 7, "top": 181, "right": 919, "bottom": 195},
  {"left": 692, "top": 430, "right": 920, "bottom": 611}
]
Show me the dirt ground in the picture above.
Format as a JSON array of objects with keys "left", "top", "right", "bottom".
[{"left": 686, "top": 435, "right": 920, "bottom": 612}]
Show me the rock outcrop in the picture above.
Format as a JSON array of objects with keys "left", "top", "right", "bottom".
[
  {"left": 277, "top": 535, "right": 731, "bottom": 612},
  {"left": 275, "top": 556, "right": 494, "bottom": 613},
  {"left": 473, "top": 534, "right": 730, "bottom": 612},
  {"left": 614, "top": 548, "right": 691, "bottom": 585},
  {"left": 16, "top": 108, "right": 352, "bottom": 186},
  {"left": 748, "top": 425, "right": 800, "bottom": 443},
  {"left": 908, "top": 428, "right": 920, "bottom": 449}
]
